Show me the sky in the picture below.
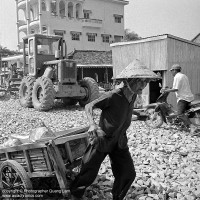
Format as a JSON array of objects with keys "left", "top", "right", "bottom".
[
  {"left": 0, "top": 0, "right": 200, "bottom": 50},
  {"left": 125, "top": 0, "right": 200, "bottom": 40}
]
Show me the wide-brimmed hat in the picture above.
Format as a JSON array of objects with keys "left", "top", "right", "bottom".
[
  {"left": 115, "top": 59, "right": 161, "bottom": 80},
  {"left": 169, "top": 64, "right": 181, "bottom": 71}
]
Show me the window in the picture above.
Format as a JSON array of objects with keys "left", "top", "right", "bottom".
[
  {"left": 51, "top": 0, "right": 57, "bottom": 16},
  {"left": 54, "top": 30, "right": 65, "bottom": 36},
  {"left": 76, "top": 3, "right": 81, "bottom": 19},
  {"left": 42, "top": 26, "right": 47, "bottom": 34},
  {"left": 114, "top": 14, "right": 123, "bottom": 23},
  {"left": 36, "top": 38, "right": 60, "bottom": 55},
  {"left": 88, "top": 35, "right": 95, "bottom": 42},
  {"left": 87, "top": 33, "right": 96, "bottom": 42},
  {"left": 29, "top": 39, "right": 34, "bottom": 56},
  {"left": 59, "top": 0, "right": 65, "bottom": 18},
  {"left": 115, "top": 16, "right": 121, "bottom": 23},
  {"left": 83, "top": 10, "right": 91, "bottom": 19},
  {"left": 68, "top": 2, "right": 73, "bottom": 18},
  {"left": 84, "top": 12, "right": 89, "bottom": 19},
  {"left": 102, "top": 34, "right": 110, "bottom": 43},
  {"left": 114, "top": 35, "right": 123, "bottom": 42},
  {"left": 41, "top": 0, "right": 46, "bottom": 11},
  {"left": 71, "top": 31, "right": 81, "bottom": 41}
]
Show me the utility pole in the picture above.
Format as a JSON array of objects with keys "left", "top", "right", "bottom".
[
  {"left": 0, "top": 53, "right": 2, "bottom": 86},
  {"left": 0, "top": 53, "right": 2, "bottom": 74}
]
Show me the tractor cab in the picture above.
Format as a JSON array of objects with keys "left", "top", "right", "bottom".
[{"left": 23, "top": 34, "right": 66, "bottom": 77}]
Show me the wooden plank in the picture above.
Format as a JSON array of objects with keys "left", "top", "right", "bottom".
[
  {"left": 5, "top": 152, "right": 9, "bottom": 159},
  {"left": 28, "top": 171, "right": 55, "bottom": 178},
  {"left": 64, "top": 142, "right": 73, "bottom": 163},
  {"left": 35, "top": 126, "right": 89, "bottom": 143},
  {"left": 0, "top": 126, "right": 89, "bottom": 152},
  {"left": 54, "top": 132, "right": 88, "bottom": 145},
  {"left": 31, "top": 160, "right": 47, "bottom": 165},
  {"left": 29, "top": 149, "right": 44, "bottom": 154},
  {"left": 54, "top": 126, "right": 89, "bottom": 137},
  {"left": 34, "top": 132, "right": 88, "bottom": 145},
  {"left": 9, "top": 155, "right": 25, "bottom": 159},
  {"left": 29, "top": 157, "right": 45, "bottom": 161},
  {"left": 33, "top": 168, "right": 48, "bottom": 172},
  {"left": 46, "top": 140, "right": 69, "bottom": 196},
  {"left": 43, "top": 148, "right": 53, "bottom": 172},
  {"left": 0, "top": 143, "right": 46, "bottom": 153}
]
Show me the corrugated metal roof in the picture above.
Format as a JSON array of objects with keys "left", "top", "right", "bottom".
[
  {"left": 191, "top": 33, "right": 200, "bottom": 42},
  {"left": 77, "top": 64, "right": 112, "bottom": 68},
  {"left": 111, "top": 34, "right": 200, "bottom": 48}
]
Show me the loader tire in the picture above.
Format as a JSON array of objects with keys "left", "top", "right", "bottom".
[
  {"left": 79, "top": 77, "right": 99, "bottom": 107},
  {"left": 19, "top": 76, "right": 35, "bottom": 108},
  {"left": 32, "top": 76, "right": 55, "bottom": 111}
]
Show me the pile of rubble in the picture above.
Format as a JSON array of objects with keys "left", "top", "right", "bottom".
[{"left": 0, "top": 98, "right": 200, "bottom": 199}]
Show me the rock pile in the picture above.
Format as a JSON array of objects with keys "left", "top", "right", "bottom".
[{"left": 0, "top": 97, "right": 200, "bottom": 200}]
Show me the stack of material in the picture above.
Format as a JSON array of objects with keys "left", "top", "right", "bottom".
[{"left": 0, "top": 123, "right": 56, "bottom": 149}]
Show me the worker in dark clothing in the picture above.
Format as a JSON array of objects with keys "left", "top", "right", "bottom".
[{"left": 70, "top": 59, "right": 160, "bottom": 200}]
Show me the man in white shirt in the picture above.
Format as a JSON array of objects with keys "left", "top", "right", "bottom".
[{"left": 161, "top": 64, "right": 197, "bottom": 134}]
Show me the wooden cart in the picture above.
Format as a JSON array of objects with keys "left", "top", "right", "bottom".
[{"left": 0, "top": 126, "right": 89, "bottom": 199}]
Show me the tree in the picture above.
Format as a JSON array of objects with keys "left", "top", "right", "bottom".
[
  {"left": 0, "top": 45, "right": 21, "bottom": 57},
  {"left": 124, "top": 29, "right": 142, "bottom": 41}
]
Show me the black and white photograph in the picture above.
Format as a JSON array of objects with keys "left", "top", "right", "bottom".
[{"left": 0, "top": 0, "right": 200, "bottom": 199}]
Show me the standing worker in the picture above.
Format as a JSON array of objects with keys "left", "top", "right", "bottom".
[
  {"left": 161, "top": 64, "right": 197, "bottom": 134},
  {"left": 70, "top": 59, "right": 160, "bottom": 200}
]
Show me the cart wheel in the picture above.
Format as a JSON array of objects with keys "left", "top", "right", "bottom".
[{"left": 0, "top": 160, "right": 32, "bottom": 195}]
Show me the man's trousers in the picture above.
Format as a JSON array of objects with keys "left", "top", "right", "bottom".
[{"left": 70, "top": 144, "right": 136, "bottom": 200}]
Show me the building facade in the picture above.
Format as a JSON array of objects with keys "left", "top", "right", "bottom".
[{"left": 16, "top": 0, "right": 128, "bottom": 52}]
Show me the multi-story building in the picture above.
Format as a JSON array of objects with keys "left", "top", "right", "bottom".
[{"left": 16, "top": 0, "right": 129, "bottom": 52}]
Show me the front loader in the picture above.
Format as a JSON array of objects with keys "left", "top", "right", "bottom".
[{"left": 19, "top": 34, "right": 99, "bottom": 111}]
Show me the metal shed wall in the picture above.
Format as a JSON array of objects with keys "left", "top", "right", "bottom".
[
  {"left": 111, "top": 36, "right": 168, "bottom": 78},
  {"left": 111, "top": 34, "right": 200, "bottom": 108}
]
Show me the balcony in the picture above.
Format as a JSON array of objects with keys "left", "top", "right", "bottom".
[
  {"left": 29, "top": 19, "right": 39, "bottom": 29},
  {"left": 17, "top": 20, "right": 27, "bottom": 27},
  {"left": 18, "top": 0, "right": 26, "bottom": 9},
  {"left": 19, "top": 23, "right": 27, "bottom": 32},
  {"left": 82, "top": 18, "right": 102, "bottom": 28},
  {"left": 113, "top": 0, "right": 129, "bottom": 4}
]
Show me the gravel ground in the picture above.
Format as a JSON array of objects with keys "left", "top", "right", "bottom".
[{"left": 1, "top": 95, "right": 200, "bottom": 200}]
